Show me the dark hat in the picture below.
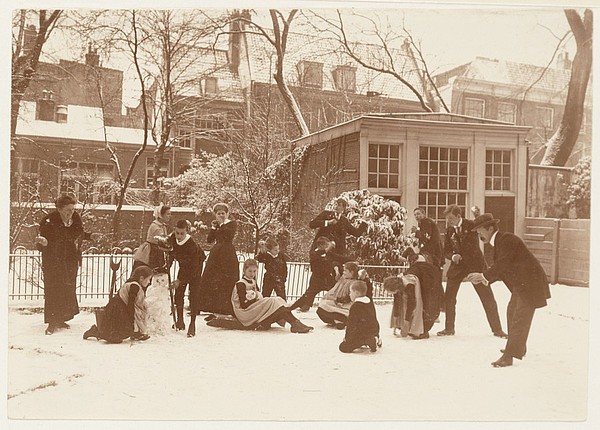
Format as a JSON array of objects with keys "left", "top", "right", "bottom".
[{"left": 471, "top": 213, "right": 500, "bottom": 230}]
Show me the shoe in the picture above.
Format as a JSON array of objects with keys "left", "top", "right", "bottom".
[
  {"left": 334, "top": 322, "right": 346, "bottom": 330},
  {"left": 437, "top": 329, "right": 455, "bottom": 336},
  {"left": 45, "top": 324, "right": 56, "bottom": 335},
  {"left": 500, "top": 348, "right": 526, "bottom": 358},
  {"left": 57, "top": 322, "right": 70, "bottom": 329},
  {"left": 493, "top": 330, "right": 508, "bottom": 339},
  {"left": 187, "top": 325, "right": 196, "bottom": 337},
  {"left": 83, "top": 325, "right": 99, "bottom": 340},
  {"left": 204, "top": 314, "right": 216, "bottom": 322},
  {"left": 491, "top": 354, "right": 513, "bottom": 367},
  {"left": 174, "top": 320, "right": 186, "bottom": 331},
  {"left": 376, "top": 336, "right": 383, "bottom": 348},
  {"left": 367, "top": 337, "right": 378, "bottom": 352},
  {"left": 411, "top": 332, "right": 430, "bottom": 340},
  {"left": 290, "top": 321, "right": 311, "bottom": 333}
]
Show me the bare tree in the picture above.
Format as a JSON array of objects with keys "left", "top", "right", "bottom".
[
  {"left": 306, "top": 9, "right": 446, "bottom": 113},
  {"left": 219, "top": 9, "right": 310, "bottom": 137},
  {"left": 541, "top": 9, "right": 593, "bottom": 166},
  {"left": 11, "top": 9, "right": 62, "bottom": 142}
]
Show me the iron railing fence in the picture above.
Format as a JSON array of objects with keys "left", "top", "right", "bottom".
[{"left": 8, "top": 248, "right": 406, "bottom": 306}]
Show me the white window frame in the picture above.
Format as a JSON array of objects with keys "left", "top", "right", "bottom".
[
  {"left": 464, "top": 97, "right": 485, "bottom": 118},
  {"left": 536, "top": 106, "right": 554, "bottom": 130},
  {"left": 497, "top": 102, "right": 516, "bottom": 124},
  {"left": 484, "top": 148, "right": 514, "bottom": 193},
  {"left": 367, "top": 142, "right": 401, "bottom": 191}
]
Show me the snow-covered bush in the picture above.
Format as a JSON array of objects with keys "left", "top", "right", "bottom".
[{"left": 567, "top": 156, "right": 591, "bottom": 218}]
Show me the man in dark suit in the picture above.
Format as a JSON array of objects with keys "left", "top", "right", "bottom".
[
  {"left": 412, "top": 207, "right": 443, "bottom": 268},
  {"left": 468, "top": 214, "right": 551, "bottom": 367},
  {"left": 309, "top": 197, "right": 367, "bottom": 254},
  {"left": 437, "top": 205, "right": 507, "bottom": 338}
]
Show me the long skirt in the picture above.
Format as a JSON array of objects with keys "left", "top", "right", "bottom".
[
  {"left": 232, "top": 290, "right": 287, "bottom": 327},
  {"left": 43, "top": 265, "right": 79, "bottom": 324},
  {"left": 96, "top": 296, "right": 134, "bottom": 342},
  {"left": 197, "top": 243, "right": 239, "bottom": 315}
]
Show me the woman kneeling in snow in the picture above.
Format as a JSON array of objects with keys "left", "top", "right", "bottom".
[
  {"left": 83, "top": 266, "right": 153, "bottom": 343},
  {"left": 232, "top": 259, "right": 313, "bottom": 333}
]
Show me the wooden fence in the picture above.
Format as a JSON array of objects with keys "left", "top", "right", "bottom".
[
  {"left": 527, "top": 165, "right": 573, "bottom": 218},
  {"left": 523, "top": 217, "right": 590, "bottom": 286}
]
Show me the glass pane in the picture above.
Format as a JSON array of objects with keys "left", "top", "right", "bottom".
[
  {"left": 419, "top": 161, "right": 428, "bottom": 174},
  {"left": 440, "top": 162, "right": 448, "bottom": 175},
  {"left": 450, "top": 149, "right": 458, "bottom": 161},
  {"left": 448, "top": 193, "right": 457, "bottom": 204},
  {"left": 369, "top": 145, "right": 377, "bottom": 157},
  {"left": 485, "top": 178, "right": 493, "bottom": 190},
  {"left": 430, "top": 147, "right": 439, "bottom": 160},
  {"left": 378, "top": 159, "right": 388, "bottom": 173},
  {"left": 440, "top": 147, "right": 448, "bottom": 160},
  {"left": 439, "top": 177, "right": 448, "bottom": 189},
  {"left": 449, "top": 176, "right": 457, "bottom": 189},
  {"left": 460, "top": 149, "right": 468, "bottom": 161},
  {"left": 389, "top": 175, "right": 398, "bottom": 188},
  {"left": 503, "top": 164, "right": 511, "bottom": 177},
  {"left": 419, "top": 146, "right": 428, "bottom": 159},
  {"left": 419, "top": 193, "right": 426, "bottom": 205},
  {"left": 493, "top": 165, "right": 501, "bottom": 176},
  {"left": 494, "top": 178, "right": 502, "bottom": 189},
  {"left": 459, "top": 177, "right": 467, "bottom": 189},
  {"left": 438, "top": 193, "right": 447, "bottom": 205},
  {"left": 368, "top": 174, "right": 377, "bottom": 187},
  {"left": 503, "top": 151, "right": 511, "bottom": 163},
  {"left": 449, "top": 163, "right": 458, "bottom": 175},
  {"left": 429, "top": 176, "right": 438, "bottom": 189},
  {"left": 379, "top": 175, "right": 388, "bottom": 188},
  {"left": 503, "top": 178, "right": 511, "bottom": 190},
  {"left": 486, "top": 164, "right": 493, "bottom": 176},
  {"left": 419, "top": 176, "right": 428, "bottom": 189},
  {"left": 368, "top": 159, "right": 377, "bottom": 173},
  {"left": 430, "top": 161, "right": 438, "bottom": 174},
  {"left": 390, "top": 161, "right": 399, "bottom": 174},
  {"left": 379, "top": 145, "right": 389, "bottom": 158},
  {"left": 459, "top": 163, "right": 467, "bottom": 176},
  {"left": 390, "top": 145, "right": 399, "bottom": 159},
  {"left": 486, "top": 150, "right": 492, "bottom": 162},
  {"left": 458, "top": 194, "right": 466, "bottom": 205}
]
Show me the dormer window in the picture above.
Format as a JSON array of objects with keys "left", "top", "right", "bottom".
[
  {"left": 297, "top": 61, "right": 323, "bottom": 89},
  {"left": 204, "top": 77, "right": 218, "bottom": 95},
  {"left": 333, "top": 65, "right": 356, "bottom": 92},
  {"left": 56, "top": 105, "right": 68, "bottom": 123}
]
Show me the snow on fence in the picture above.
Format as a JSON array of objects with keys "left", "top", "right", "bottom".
[{"left": 8, "top": 249, "right": 406, "bottom": 306}]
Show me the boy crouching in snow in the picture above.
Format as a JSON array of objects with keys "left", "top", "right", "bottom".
[{"left": 339, "top": 281, "right": 382, "bottom": 353}]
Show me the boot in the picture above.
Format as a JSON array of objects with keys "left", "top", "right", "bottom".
[
  {"left": 187, "top": 316, "right": 196, "bottom": 337},
  {"left": 45, "top": 323, "right": 56, "bottom": 335},
  {"left": 290, "top": 320, "right": 311, "bottom": 333},
  {"left": 83, "top": 325, "right": 99, "bottom": 340}
]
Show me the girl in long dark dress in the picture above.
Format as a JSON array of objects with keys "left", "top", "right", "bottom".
[
  {"left": 83, "top": 266, "right": 153, "bottom": 344},
  {"left": 197, "top": 203, "right": 240, "bottom": 318},
  {"left": 35, "top": 194, "right": 85, "bottom": 335}
]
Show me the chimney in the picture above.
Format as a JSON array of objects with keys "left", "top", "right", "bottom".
[
  {"left": 85, "top": 43, "right": 100, "bottom": 67},
  {"left": 228, "top": 9, "right": 250, "bottom": 74},
  {"left": 22, "top": 24, "right": 37, "bottom": 56},
  {"left": 557, "top": 51, "right": 572, "bottom": 70}
]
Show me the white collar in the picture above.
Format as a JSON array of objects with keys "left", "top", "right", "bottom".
[
  {"left": 267, "top": 251, "right": 278, "bottom": 258},
  {"left": 490, "top": 231, "right": 499, "bottom": 246},
  {"left": 355, "top": 296, "right": 370, "bottom": 304},
  {"left": 456, "top": 218, "right": 463, "bottom": 229},
  {"left": 415, "top": 254, "right": 426, "bottom": 263},
  {"left": 176, "top": 234, "right": 191, "bottom": 246}
]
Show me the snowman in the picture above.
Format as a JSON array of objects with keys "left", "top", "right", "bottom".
[{"left": 145, "top": 272, "right": 173, "bottom": 336}]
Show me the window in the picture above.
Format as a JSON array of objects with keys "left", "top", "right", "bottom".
[
  {"left": 56, "top": 105, "right": 68, "bottom": 123},
  {"left": 464, "top": 98, "right": 485, "bottom": 118},
  {"left": 59, "top": 161, "right": 114, "bottom": 204},
  {"left": 497, "top": 102, "right": 516, "bottom": 124},
  {"left": 485, "top": 150, "right": 512, "bottom": 191},
  {"left": 12, "top": 158, "right": 40, "bottom": 201},
  {"left": 536, "top": 107, "right": 554, "bottom": 129},
  {"left": 146, "top": 158, "right": 170, "bottom": 188},
  {"left": 297, "top": 61, "right": 323, "bottom": 89},
  {"left": 204, "top": 77, "right": 218, "bottom": 95},
  {"left": 418, "top": 146, "right": 468, "bottom": 229},
  {"left": 368, "top": 144, "right": 400, "bottom": 189},
  {"left": 177, "top": 127, "right": 193, "bottom": 148},
  {"left": 333, "top": 66, "right": 356, "bottom": 92}
]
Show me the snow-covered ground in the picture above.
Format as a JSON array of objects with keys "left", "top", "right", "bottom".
[{"left": 6, "top": 282, "right": 591, "bottom": 423}]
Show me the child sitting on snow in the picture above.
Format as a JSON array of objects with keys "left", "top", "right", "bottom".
[
  {"left": 316, "top": 261, "right": 360, "bottom": 329},
  {"left": 231, "top": 259, "right": 313, "bottom": 333},
  {"left": 339, "top": 281, "right": 381, "bottom": 353}
]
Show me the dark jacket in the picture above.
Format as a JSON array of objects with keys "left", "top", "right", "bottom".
[
  {"left": 344, "top": 299, "right": 380, "bottom": 345},
  {"left": 444, "top": 218, "right": 484, "bottom": 280},
  {"left": 168, "top": 235, "right": 206, "bottom": 284},
  {"left": 483, "top": 232, "right": 551, "bottom": 309},
  {"left": 415, "top": 217, "right": 443, "bottom": 267},
  {"left": 309, "top": 210, "right": 366, "bottom": 253},
  {"left": 309, "top": 248, "right": 351, "bottom": 290},
  {"left": 255, "top": 251, "right": 288, "bottom": 284}
]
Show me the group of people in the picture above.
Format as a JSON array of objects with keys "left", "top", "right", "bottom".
[{"left": 36, "top": 194, "right": 550, "bottom": 365}]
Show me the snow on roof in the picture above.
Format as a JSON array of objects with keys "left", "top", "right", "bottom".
[
  {"left": 15, "top": 101, "right": 147, "bottom": 145},
  {"left": 245, "top": 30, "right": 425, "bottom": 101}
]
